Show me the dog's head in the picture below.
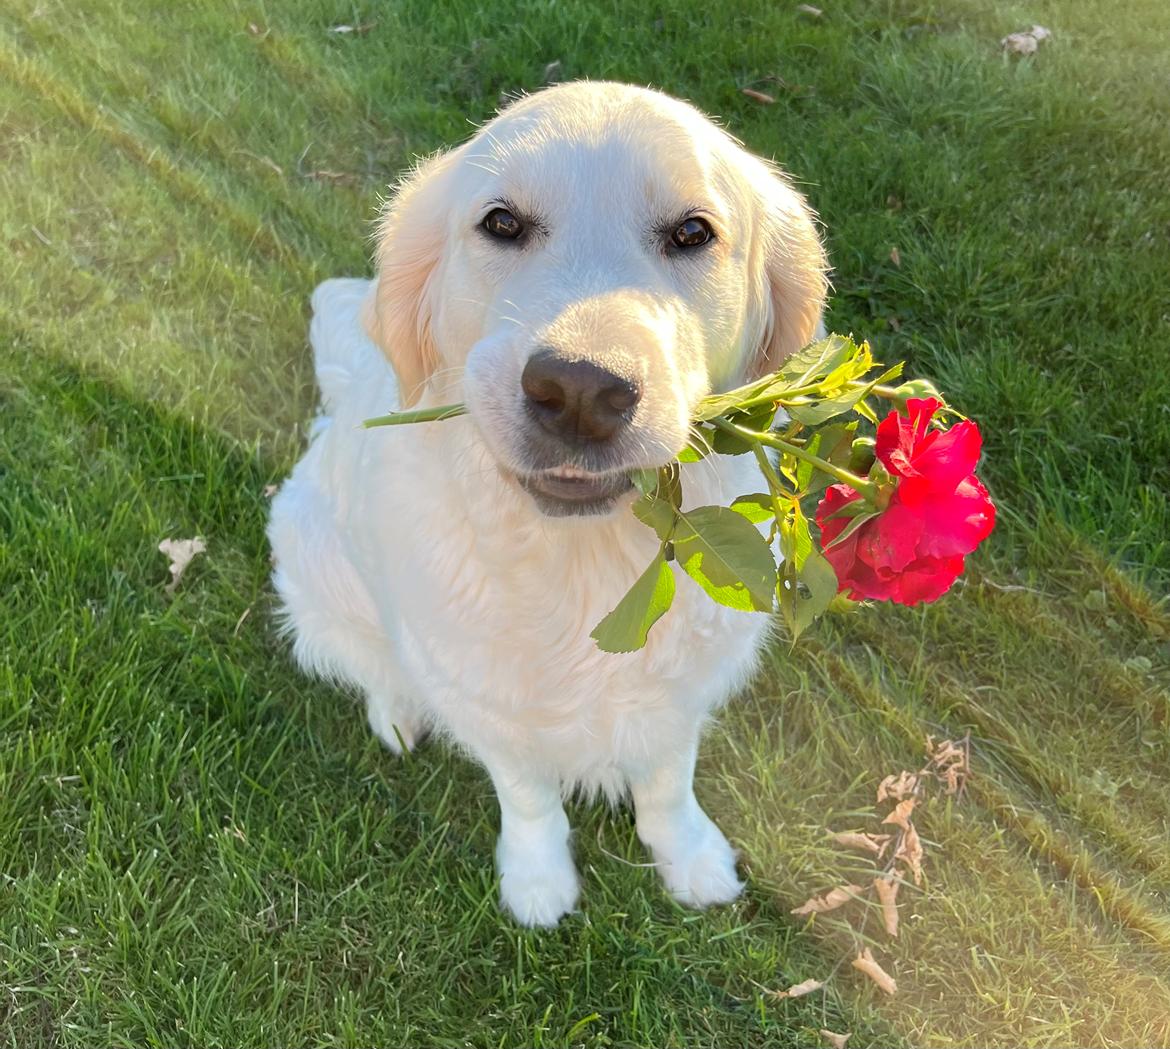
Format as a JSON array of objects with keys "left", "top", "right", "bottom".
[{"left": 366, "top": 82, "right": 827, "bottom": 517}]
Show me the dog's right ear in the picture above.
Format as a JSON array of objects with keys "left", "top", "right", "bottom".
[{"left": 363, "top": 148, "right": 461, "bottom": 407}]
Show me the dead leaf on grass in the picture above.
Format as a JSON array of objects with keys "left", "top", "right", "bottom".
[
  {"left": 796, "top": 4, "right": 824, "bottom": 17},
  {"left": 820, "top": 1031, "right": 851, "bottom": 1049},
  {"left": 1001, "top": 25, "right": 1051, "bottom": 55},
  {"left": 791, "top": 884, "right": 864, "bottom": 916},
  {"left": 741, "top": 88, "right": 776, "bottom": 104},
  {"left": 769, "top": 977, "right": 824, "bottom": 999},
  {"left": 329, "top": 21, "right": 376, "bottom": 35},
  {"left": 895, "top": 822, "right": 924, "bottom": 884},
  {"left": 159, "top": 537, "right": 206, "bottom": 594},
  {"left": 882, "top": 797, "right": 917, "bottom": 830},
  {"left": 831, "top": 831, "right": 891, "bottom": 856},
  {"left": 877, "top": 770, "right": 918, "bottom": 803},
  {"left": 263, "top": 484, "right": 279, "bottom": 498},
  {"left": 874, "top": 875, "right": 900, "bottom": 937},
  {"left": 852, "top": 947, "right": 897, "bottom": 995},
  {"left": 889, "top": 245, "right": 901, "bottom": 267}
]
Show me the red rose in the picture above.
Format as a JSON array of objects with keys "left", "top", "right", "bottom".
[{"left": 815, "top": 398, "right": 996, "bottom": 605}]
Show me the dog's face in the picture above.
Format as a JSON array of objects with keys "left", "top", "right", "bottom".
[{"left": 367, "top": 82, "right": 827, "bottom": 517}]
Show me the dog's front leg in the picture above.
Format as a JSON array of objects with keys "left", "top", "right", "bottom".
[
  {"left": 630, "top": 737, "right": 744, "bottom": 908},
  {"left": 484, "top": 758, "right": 579, "bottom": 927}
]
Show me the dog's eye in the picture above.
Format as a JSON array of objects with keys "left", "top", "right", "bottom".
[
  {"left": 482, "top": 208, "right": 525, "bottom": 240},
  {"left": 670, "top": 217, "right": 713, "bottom": 250}
]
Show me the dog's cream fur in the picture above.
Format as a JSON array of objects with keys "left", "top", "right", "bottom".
[{"left": 268, "top": 82, "right": 827, "bottom": 926}]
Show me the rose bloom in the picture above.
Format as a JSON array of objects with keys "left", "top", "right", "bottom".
[{"left": 816, "top": 398, "right": 996, "bottom": 605}]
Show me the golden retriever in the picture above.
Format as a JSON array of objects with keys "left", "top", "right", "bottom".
[{"left": 268, "top": 81, "right": 827, "bottom": 925}]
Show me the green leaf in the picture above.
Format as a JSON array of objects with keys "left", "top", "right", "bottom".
[
  {"left": 791, "top": 547, "right": 839, "bottom": 638},
  {"left": 778, "top": 334, "right": 857, "bottom": 385},
  {"left": 673, "top": 506, "right": 777, "bottom": 612},
  {"left": 590, "top": 549, "right": 677, "bottom": 652},
  {"left": 729, "top": 493, "right": 776, "bottom": 524},
  {"left": 633, "top": 491, "right": 678, "bottom": 541},
  {"left": 787, "top": 361, "right": 904, "bottom": 426}
]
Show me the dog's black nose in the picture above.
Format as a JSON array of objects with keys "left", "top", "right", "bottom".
[{"left": 521, "top": 349, "right": 641, "bottom": 443}]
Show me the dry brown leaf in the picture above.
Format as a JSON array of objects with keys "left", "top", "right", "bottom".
[
  {"left": 895, "top": 822, "right": 924, "bottom": 885},
  {"left": 741, "top": 88, "right": 776, "bottom": 104},
  {"left": 831, "top": 831, "right": 891, "bottom": 856},
  {"left": 877, "top": 770, "right": 918, "bottom": 802},
  {"left": 852, "top": 947, "right": 897, "bottom": 995},
  {"left": 889, "top": 245, "right": 901, "bottom": 268},
  {"left": 263, "top": 484, "right": 278, "bottom": 498},
  {"left": 882, "top": 797, "right": 917, "bottom": 830},
  {"left": 770, "top": 977, "right": 824, "bottom": 999},
  {"left": 874, "top": 875, "right": 899, "bottom": 937},
  {"left": 928, "top": 737, "right": 963, "bottom": 766},
  {"left": 1001, "top": 26, "right": 1050, "bottom": 56},
  {"left": 329, "top": 21, "right": 376, "bottom": 35},
  {"left": 820, "top": 1031, "right": 851, "bottom": 1049},
  {"left": 159, "top": 537, "right": 206, "bottom": 594},
  {"left": 943, "top": 764, "right": 961, "bottom": 794},
  {"left": 796, "top": 4, "right": 824, "bottom": 17},
  {"left": 791, "top": 884, "right": 863, "bottom": 916}
]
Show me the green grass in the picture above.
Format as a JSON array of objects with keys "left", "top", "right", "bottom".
[{"left": 2, "top": 0, "right": 1169, "bottom": 1045}]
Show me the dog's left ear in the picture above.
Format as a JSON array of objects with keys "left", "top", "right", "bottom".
[
  {"left": 363, "top": 147, "right": 463, "bottom": 406},
  {"left": 748, "top": 163, "right": 830, "bottom": 376}
]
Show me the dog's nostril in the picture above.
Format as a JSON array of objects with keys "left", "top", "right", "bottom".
[
  {"left": 522, "top": 374, "right": 567, "bottom": 413},
  {"left": 521, "top": 349, "right": 641, "bottom": 443},
  {"left": 601, "top": 382, "right": 640, "bottom": 415}
]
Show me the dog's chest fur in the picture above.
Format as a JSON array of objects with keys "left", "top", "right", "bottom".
[{"left": 305, "top": 354, "right": 772, "bottom": 794}]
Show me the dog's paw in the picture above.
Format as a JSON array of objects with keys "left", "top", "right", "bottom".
[
  {"left": 497, "top": 843, "right": 580, "bottom": 927},
  {"left": 365, "top": 692, "right": 424, "bottom": 755},
  {"left": 653, "top": 815, "right": 744, "bottom": 909}
]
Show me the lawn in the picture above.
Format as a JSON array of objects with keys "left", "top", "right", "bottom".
[{"left": 2, "top": 0, "right": 1169, "bottom": 1046}]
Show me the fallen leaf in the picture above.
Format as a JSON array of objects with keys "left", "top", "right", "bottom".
[
  {"left": 796, "top": 4, "right": 823, "bottom": 17},
  {"left": 769, "top": 977, "right": 824, "bottom": 999},
  {"left": 1000, "top": 26, "right": 1050, "bottom": 56},
  {"left": 928, "top": 737, "right": 964, "bottom": 767},
  {"left": 821, "top": 1031, "right": 851, "bottom": 1049},
  {"left": 791, "top": 885, "right": 864, "bottom": 916},
  {"left": 895, "top": 822, "right": 924, "bottom": 885},
  {"left": 263, "top": 484, "right": 278, "bottom": 498},
  {"left": 329, "top": 21, "right": 376, "bottom": 35},
  {"left": 831, "top": 831, "right": 891, "bottom": 856},
  {"left": 543, "top": 59, "right": 563, "bottom": 83},
  {"left": 874, "top": 875, "right": 899, "bottom": 937},
  {"left": 882, "top": 798, "right": 917, "bottom": 830},
  {"left": 247, "top": 22, "right": 267, "bottom": 37},
  {"left": 852, "top": 947, "right": 897, "bottom": 995},
  {"left": 159, "top": 537, "right": 206, "bottom": 594},
  {"left": 877, "top": 770, "right": 918, "bottom": 803},
  {"left": 889, "top": 245, "right": 901, "bottom": 268},
  {"left": 741, "top": 88, "right": 776, "bottom": 104}
]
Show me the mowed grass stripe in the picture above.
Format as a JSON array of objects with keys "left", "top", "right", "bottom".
[{"left": 709, "top": 641, "right": 1170, "bottom": 1045}]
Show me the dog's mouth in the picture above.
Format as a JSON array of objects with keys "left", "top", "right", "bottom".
[{"left": 517, "top": 466, "right": 635, "bottom": 518}]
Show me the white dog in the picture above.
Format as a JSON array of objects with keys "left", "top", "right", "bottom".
[{"left": 268, "top": 81, "right": 826, "bottom": 926}]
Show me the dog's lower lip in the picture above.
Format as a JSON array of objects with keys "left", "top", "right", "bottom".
[{"left": 521, "top": 469, "right": 633, "bottom": 503}]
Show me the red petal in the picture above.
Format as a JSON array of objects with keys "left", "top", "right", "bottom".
[
  {"left": 915, "top": 475, "right": 997, "bottom": 557},
  {"left": 857, "top": 501, "right": 924, "bottom": 574},
  {"left": 885, "top": 555, "right": 966, "bottom": 605},
  {"left": 909, "top": 420, "right": 984, "bottom": 495},
  {"left": 875, "top": 398, "right": 941, "bottom": 478}
]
